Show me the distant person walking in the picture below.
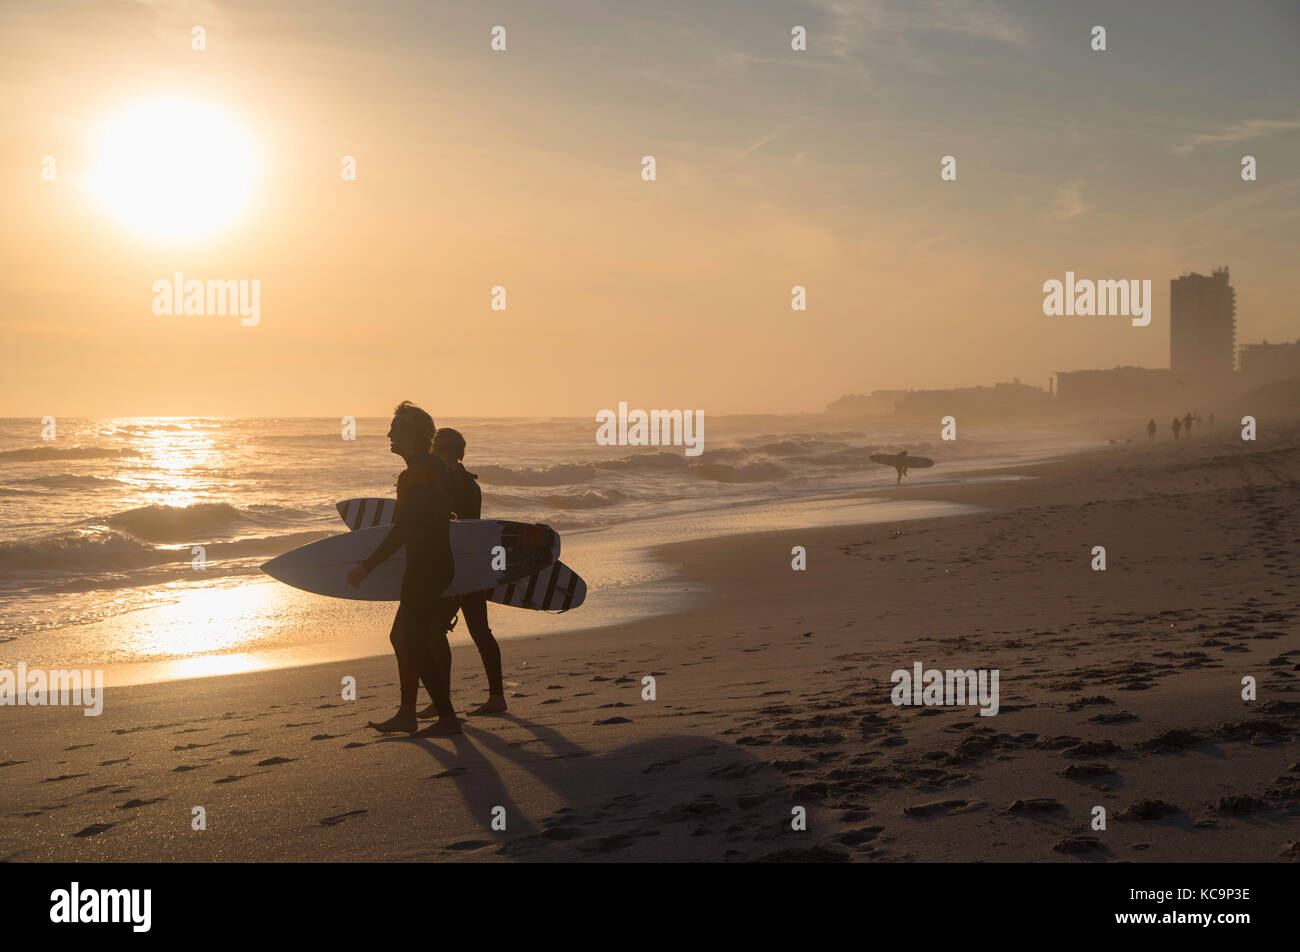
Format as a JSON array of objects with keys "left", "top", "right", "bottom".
[
  {"left": 1183, "top": 412, "right": 1194, "bottom": 434},
  {"left": 1146, "top": 418, "right": 1157, "bottom": 441},
  {"left": 430, "top": 427, "right": 507, "bottom": 716},
  {"left": 1171, "top": 416, "right": 1182, "bottom": 440}
]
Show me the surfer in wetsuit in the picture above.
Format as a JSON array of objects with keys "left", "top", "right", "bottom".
[
  {"left": 892, "top": 449, "right": 910, "bottom": 485},
  {"left": 346, "top": 401, "right": 461, "bottom": 737},
  {"left": 430, "top": 427, "right": 507, "bottom": 716}
]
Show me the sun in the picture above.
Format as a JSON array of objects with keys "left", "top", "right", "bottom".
[{"left": 90, "top": 99, "right": 257, "bottom": 242}]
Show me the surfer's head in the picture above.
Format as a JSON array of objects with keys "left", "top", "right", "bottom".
[
  {"left": 388, "top": 401, "right": 436, "bottom": 459},
  {"left": 433, "top": 427, "right": 466, "bottom": 463}
]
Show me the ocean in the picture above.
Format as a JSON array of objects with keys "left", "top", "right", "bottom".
[{"left": 0, "top": 416, "right": 1096, "bottom": 682}]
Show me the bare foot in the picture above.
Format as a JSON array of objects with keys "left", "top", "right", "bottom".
[
  {"left": 413, "top": 717, "right": 462, "bottom": 738},
  {"left": 468, "top": 695, "right": 508, "bottom": 716},
  {"left": 416, "top": 702, "right": 439, "bottom": 719},
  {"left": 368, "top": 707, "right": 417, "bottom": 734}
]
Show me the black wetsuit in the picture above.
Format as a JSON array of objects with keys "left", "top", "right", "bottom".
[
  {"left": 445, "top": 461, "right": 503, "bottom": 697},
  {"left": 361, "top": 453, "right": 458, "bottom": 716}
]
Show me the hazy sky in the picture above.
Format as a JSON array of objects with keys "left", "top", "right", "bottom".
[{"left": 2, "top": 0, "right": 1298, "bottom": 417}]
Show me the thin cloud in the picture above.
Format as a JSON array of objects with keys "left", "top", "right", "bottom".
[
  {"left": 1173, "top": 118, "right": 1300, "bottom": 154},
  {"left": 1052, "top": 181, "right": 1092, "bottom": 221},
  {"left": 812, "top": 0, "right": 1031, "bottom": 64},
  {"left": 733, "top": 123, "right": 798, "bottom": 163}
]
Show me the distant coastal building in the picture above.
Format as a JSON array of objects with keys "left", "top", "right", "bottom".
[
  {"left": 1171, "top": 267, "right": 1236, "bottom": 380},
  {"left": 1053, "top": 366, "right": 1180, "bottom": 416},
  {"left": 825, "top": 390, "right": 907, "bottom": 417},
  {"left": 893, "top": 380, "right": 1051, "bottom": 422},
  {"left": 1238, "top": 339, "right": 1300, "bottom": 388},
  {"left": 828, "top": 267, "right": 1272, "bottom": 422}
]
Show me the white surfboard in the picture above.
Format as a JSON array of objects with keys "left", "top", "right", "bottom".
[
  {"left": 335, "top": 497, "right": 586, "bottom": 612},
  {"left": 261, "top": 518, "right": 559, "bottom": 601}
]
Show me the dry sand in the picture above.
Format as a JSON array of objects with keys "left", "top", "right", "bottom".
[{"left": 2, "top": 421, "right": 1297, "bottom": 862}]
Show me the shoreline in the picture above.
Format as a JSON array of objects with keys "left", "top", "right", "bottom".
[{"left": 23, "top": 440, "right": 1099, "bottom": 688}]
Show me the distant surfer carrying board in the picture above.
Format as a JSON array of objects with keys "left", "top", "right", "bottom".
[
  {"left": 432, "top": 427, "right": 507, "bottom": 716},
  {"left": 346, "top": 401, "right": 462, "bottom": 737},
  {"left": 869, "top": 449, "right": 933, "bottom": 485},
  {"left": 890, "top": 449, "right": 910, "bottom": 485}
]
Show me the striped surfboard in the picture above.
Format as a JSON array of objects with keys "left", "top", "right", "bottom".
[
  {"left": 333, "top": 498, "right": 586, "bottom": 612},
  {"left": 338, "top": 497, "right": 397, "bottom": 531},
  {"left": 489, "top": 559, "right": 586, "bottom": 612}
]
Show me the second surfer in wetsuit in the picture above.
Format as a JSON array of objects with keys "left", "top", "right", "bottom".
[
  {"left": 346, "top": 401, "right": 461, "bottom": 737},
  {"left": 429, "top": 427, "right": 507, "bottom": 716}
]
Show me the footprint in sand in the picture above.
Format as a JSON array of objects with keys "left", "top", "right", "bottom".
[
  {"left": 63, "top": 744, "right": 94, "bottom": 751},
  {"left": 1003, "top": 798, "right": 1065, "bottom": 814},
  {"left": 0, "top": 760, "right": 27, "bottom": 768},
  {"left": 229, "top": 749, "right": 258, "bottom": 756},
  {"left": 1065, "top": 740, "right": 1121, "bottom": 756},
  {"left": 1211, "top": 795, "right": 1267, "bottom": 816},
  {"left": 213, "top": 775, "right": 246, "bottom": 784},
  {"left": 309, "top": 734, "right": 339, "bottom": 741},
  {"left": 117, "top": 797, "right": 166, "bottom": 809},
  {"left": 429, "top": 767, "right": 466, "bottom": 779},
  {"left": 840, "top": 826, "right": 885, "bottom": 846},
  {"left": 443, "top": 839, "right": 492, "bottom": 851},
  {"left": 39, "top": 774, "right": 88, "bottom": 783},
  {"left": 342, "top": 742, "right": 367, "bottom": 749},
  {"left": 172, "top": 764, "right": 204, "bottom": 772},
  {"left": 592, "top": 716, "right": 631, "bottom": 725},
  {"left": 73, "top": 822, "right": 116, "bottom": 838},
  {"left": 97, "top": 758, "right": 129, "bottom": 766},
  {"left": 319, "top": 809, "right": 367, "bottom": 826},
  {"left": 256, "top": 757, "right": 297, "bottom": 767},
  {"left": 1121, "top": 799, "right": 1180, "bottom": 820},
  {"left": 1058, "top": 762, "right": 1114, "bottom": 779},
  {"left": 539, "top": 826, "right": 580, "bottom": 841},
  {"left": 903, "top": 799, "right": 973, "bottom": 817}
]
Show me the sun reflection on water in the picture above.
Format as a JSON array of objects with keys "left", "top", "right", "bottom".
[{"left": 123, "top": 582, "right": 284, "bottom": 660}]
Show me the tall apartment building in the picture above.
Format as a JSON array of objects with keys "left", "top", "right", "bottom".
[{"left": 1170, "top": 267, "right": 1236, "bottom": 379}]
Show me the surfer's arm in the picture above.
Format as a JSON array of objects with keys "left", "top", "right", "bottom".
[
  {"left": 355, "top": 475, "right": 416, "bottom": 575},
  {"left": 346, "top": 519, "right": 406, "bottom": 587},
  {"left": 358, "top": 520, "right": 406, "bottom": 572}
]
